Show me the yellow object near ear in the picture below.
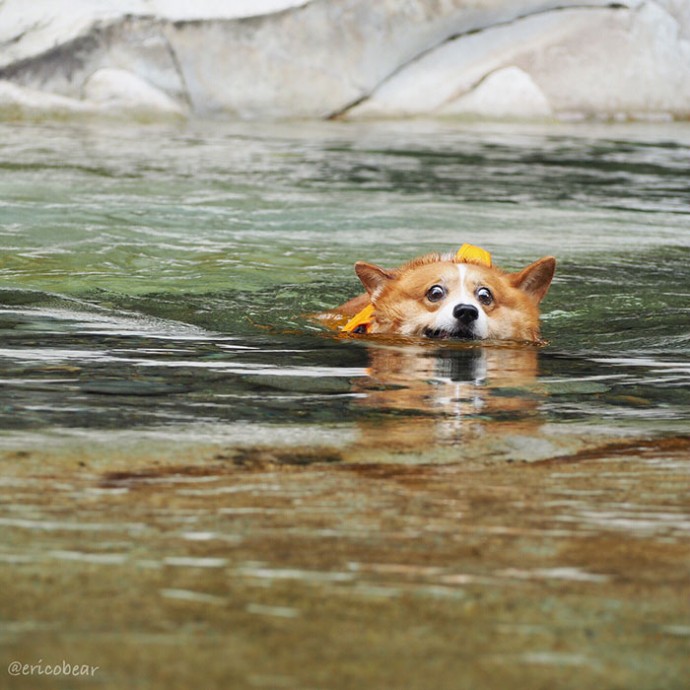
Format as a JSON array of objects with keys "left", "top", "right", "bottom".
[
  {"left": 456, "top": 243, "right": 492, "bottom": 267},
  {"left": 340, "top": 244, "right": 492, "bottom": 334},
  {"left": 341, "top": 303, "right": 375, "bottom": 334}
]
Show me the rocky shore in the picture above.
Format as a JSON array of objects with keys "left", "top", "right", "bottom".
[{"left": 1, "top": 0, "right": 688, "bottom": 121}]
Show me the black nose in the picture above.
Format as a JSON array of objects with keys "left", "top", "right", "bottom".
[{"left": 453, "top": 304, "right": 479, "bottom": 325}]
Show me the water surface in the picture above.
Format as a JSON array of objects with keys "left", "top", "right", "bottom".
[{"left": 0, "top": 119, "right": 688, "bottom": 689}]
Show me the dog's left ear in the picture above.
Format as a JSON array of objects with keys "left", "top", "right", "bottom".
[{"left": 510, "top": 256, "right": 556, "bottom": 303}]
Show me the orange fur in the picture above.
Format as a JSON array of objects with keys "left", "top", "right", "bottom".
[{"left": 328, "top": 252, "right": 556, "bottom": 343}]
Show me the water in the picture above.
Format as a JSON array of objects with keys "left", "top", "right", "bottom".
[{"left": 0, "top": 119, "right": 688, "bottom": 689}]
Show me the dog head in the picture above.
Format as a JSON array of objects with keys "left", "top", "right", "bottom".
[{"left": 354, "top": 253, "right": 556, "bottom": 342}]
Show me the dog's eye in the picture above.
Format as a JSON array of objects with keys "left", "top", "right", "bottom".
[
  {"left": 476, "top": 287, "right": 493, "bottom": 305},
  {"left": 426, "top": 284, "right": 446, "bottom": 302}
]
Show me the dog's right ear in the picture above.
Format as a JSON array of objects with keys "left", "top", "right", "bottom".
[{"left": 354, "top": 262, "right": 395, "bottom": 298}]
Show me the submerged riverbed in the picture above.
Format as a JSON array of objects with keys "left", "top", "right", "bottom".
[{"left": 0, "top": 119, "right": 688, "bottom": 689}]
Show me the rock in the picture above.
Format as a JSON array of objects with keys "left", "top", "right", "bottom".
[
  {"left": 349, "top": 4, "right": 690, "bottom": 120},
  {"left": 83, "top": 67, "right": 187, "bottom": 117},
  {"left": 347, "top": 8, "right": 573, "bottom": 119},
  {"left": 0, "top": 80, "right": 93, "bottom": 117},
  {"left": 0, "top": 0, "right": 688, "bottom": 120},
  {"left": 0, "top": 70, "right": 186, "bottom": 120},
  {"left": 523, "top": 2, "right": 690, "bottom": 120},
  {"left": 443, "top": 66, "right": 553, "bottom": 118}
]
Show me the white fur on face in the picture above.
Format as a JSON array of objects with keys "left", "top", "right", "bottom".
[{"left": 430, "top": 264, "right": 490, "bottom": 338}]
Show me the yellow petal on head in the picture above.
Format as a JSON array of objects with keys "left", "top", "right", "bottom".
[
  {"left": 341, "top": 303, "right": 375, "bottom": 333},
  {"left": 456, "top": 243, "right": 492, "bottom": 267}
]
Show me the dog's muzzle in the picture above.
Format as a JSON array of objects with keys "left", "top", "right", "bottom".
[{"left": 424, "top": 303, "right": 480, "bottom": 340}]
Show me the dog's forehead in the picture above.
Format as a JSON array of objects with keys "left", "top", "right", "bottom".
[
  {"left": 400, "top": 261, "right": 496, "bottom": 288},
  {"left": 457, "top": 262, "right": 497, "bottom": 284},
  {"left": 398, "top": 261, "right": 459, "bottom": 288}
]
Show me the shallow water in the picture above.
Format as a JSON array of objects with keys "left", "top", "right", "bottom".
[{"left": 0, "top": 119, "right": 688, "bottom": 689}]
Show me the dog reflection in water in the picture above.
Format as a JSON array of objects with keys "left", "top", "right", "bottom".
[{"left": 352, "top": 343, "right": 542, "bottom": 453}]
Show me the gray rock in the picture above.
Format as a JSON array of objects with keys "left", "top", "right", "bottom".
[{"left": 0, "top": 0, "right": 688, "bottom": 120}]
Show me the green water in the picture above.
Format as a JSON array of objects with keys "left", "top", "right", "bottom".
[
  {"left": 1, "top": 120, "right": 688, "bottom": 438},
  {"left": 0, "top": 119, "right": 688, "bottom": 689}
]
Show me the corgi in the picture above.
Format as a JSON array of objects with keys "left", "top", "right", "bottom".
[{"left": 327, "top": 244, "right": 555, "bottom": 343}]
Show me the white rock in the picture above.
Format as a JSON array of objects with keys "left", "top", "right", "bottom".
[
  {"left": 0, "top": 0, "right": 308, "bottom": 68},
  {"left": 82, "top": 67, "right": 186, "bottom": 116},
  {"left": 0, "top": 0, "right": 616, "bottom": 119},
  {"left": 144, "top": 0, "right": 309, "bottom": 20},
  {"left": 348, "top": 9, "right": 573, "bottom": 118},
  {"left": 520, "top": 2, "right": 690, "bottom": 119},
  {"left": 444, "top": 66, "right": 552, "bottom": 118},
  {"left": 656, "top": 0, "right": 690, "bottom": 39},
  {"left": 348, "top": 3, "right": 690, "bottom": 121},
  {"left": 0, "top": 0, "right": 688, "bottom": 120},
  {"left": 0, "top": 80, "right": 94, "bottom": 116},
  {"left": 0, "top": 70, "right": 185, "bottom": 120}
]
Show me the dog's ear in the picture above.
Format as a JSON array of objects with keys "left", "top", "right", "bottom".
[
  {"left": 354, "top": 262, "right": 395, "bottom": 297},
  {"left": 510, "top": 256, "right": 556, "bottom": 303}
]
